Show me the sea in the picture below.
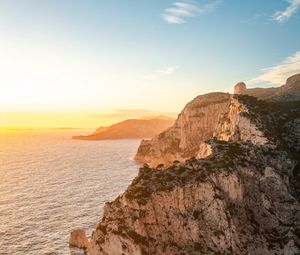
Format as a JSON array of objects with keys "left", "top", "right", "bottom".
[{"left": 0, "top": 130, "right": 141, "bottom": 254}]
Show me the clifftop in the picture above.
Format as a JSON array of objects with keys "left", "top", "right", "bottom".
[
  {"left": 286, "top": 73, "right": 300, "bottom": 88},
  {"left": 71, "top": 73, "right": 300, "bottom": 255},
  {"left": 135, "top": 93, "right": 231, "bottom": 167},
  {"left": 135, "top": 73, "right": 300, "bottom": 167},
  {"left": 86, "top": 92, "right": 300, "bottom": 255}
]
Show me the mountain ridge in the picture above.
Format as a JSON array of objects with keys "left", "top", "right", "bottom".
[{"left": 72, "top": 118, "right": 174, "bottom": 140}]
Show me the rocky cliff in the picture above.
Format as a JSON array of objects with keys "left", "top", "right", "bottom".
[
  {"left": 135, "top": 74, "right": 300, "bottom": 167},
  {"left": 84, "top": 89, "right": 300, "bottom": 255},
  {"left": 89, "top": 142, "right": 300, "bottom": 255},
  {"left": 135, "top": 93, "right": 231, "bottom": 167},
  {"left": 72, "top": 74, "right": 300, "bottom": 255}
]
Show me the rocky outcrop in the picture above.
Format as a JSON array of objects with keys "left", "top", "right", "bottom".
[
  {"left": 135, "top": 93, "right": 231, "bottom": 166},
  {"left": 272, "top": 73, "right": 300, "bottom": 102},
  {"left": 135, "top": 94, "right": 267, "bottom": 166},
  {"left": 69, "top": 229, "right": 90, "bottom": 251},
  {"left": 233, "top": 82, "right": 247, "bottom": 94},
  {"left": 84, "top": 92, "right": 300, "bottom": 255},
  {"left": 88, "top": 140, "right": 300, "bottom": 255},
  {"left": 234, "top": 72, "right": 300, "bottom": 102},
  {"left": 233, "top": 83, "right": 278, "bottom": 100},
  {"left": 213, "top": 97, "right": 269, "bottom": 145},
  {"left": 135, "top": 74, "right": 300, "bottom": 167}
]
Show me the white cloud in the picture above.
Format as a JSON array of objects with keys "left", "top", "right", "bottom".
[
  {"left": 162, "top": 1, "right": 222, "bottom": 24},
  {"left": 249, "top": 51, "right": 300, "bottom": 85},
  {"left": 273, "top": 0, "right": 300, "bottom": 23},
  {"left": 144, "top": 66, "right": 178, "bottom": 80},
  {"left": 158, "top": 66, "right": 178, "bottom": 75}
]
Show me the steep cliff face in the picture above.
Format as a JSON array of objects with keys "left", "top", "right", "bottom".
[
  {"left": 135, "top": 94, "right": 267, "bottom": 166},
  {"left": 74, "top": 74, "right": 300, "bottom": 255},
  {"left": 135, "top": 93, "right": 231, "bottom": 167},
  {"left": 213, "top": 96, "right": 269, "bottom": 145},
  {"left": 136, "top": 74, "right": 300, "bottom": 167},
  {"left": 88, "top": 140, "right": 300, "bottom": 255},
  {"left": 84, "top": 93, "right": 300, "bottom": 255}
]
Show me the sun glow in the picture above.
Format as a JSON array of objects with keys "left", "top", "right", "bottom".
[
  {"left": 0, "top": 38, "right": 185, "bottom": 129},
  {"left": 0, "top": 112, "right": 104, "bottom": 130}
]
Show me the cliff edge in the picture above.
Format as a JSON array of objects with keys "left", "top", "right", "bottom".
[
  {"left": 135, "top": 74, "right": 300, "bottom": 167},
  {"left": 134, "top": 93, "right": 231, "bottom": 167},
  {"left": 72, "top": 73, "right": 300, "bottom": 255},
  {"left": 86, "top": 92, "right": 300, "bottom": 255}
]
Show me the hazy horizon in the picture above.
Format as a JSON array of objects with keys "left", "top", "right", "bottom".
[
  {"left": 1, "top": 2, "right": 300, "bottom": 254},
  {"left": 1, "top": 0, "right": 300, "bottom": 128}
]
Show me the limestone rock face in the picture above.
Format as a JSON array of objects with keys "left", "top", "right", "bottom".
[
  {"left": 135, "top": 93, "right": 231, "bottom": 167},
  {"left": 234, "top": 82, "right": 247, "bottom": 94},
  {"left": 214, "top": 97, "right": 269, "bottom": 145},
  {"left": 286, "top": 73, "right": 300, "bottom": 88},
  {"left": 135, "top": 94, "right": 269, "bottom": 166},
  {"left": 197, "top": 142, "right": 212, "bottom": 159},
  {"left": 83, "top": 73, "right": 300, "bottom": 255},
  {"left": 88, "top": 141, "right": 300, "bottom": 255},
  {"left": 69, "top": 229, "right": 90, "bottom": 251},
  {"left": 135, "top": 73, "right": 300, "bottom": 168},
  {"left": 273, "top": 73, "right": 300, "bottom": 102}
]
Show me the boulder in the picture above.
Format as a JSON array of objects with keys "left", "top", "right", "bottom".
[
  {"left": 234, "top": 82, "right": 247, "bottom": 94},
  {"left": 69, "top": 229, "right": 90, "bottom": 251}
]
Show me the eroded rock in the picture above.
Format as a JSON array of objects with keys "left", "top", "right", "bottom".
[
  {"left": 135, "top": 92, "right": 231, "bottom": 167},
  {"left": 69, "top": 229, "right": 90, "bottom": 252}
]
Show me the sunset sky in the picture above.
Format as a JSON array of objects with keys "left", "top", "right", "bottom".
[{"left": 0, "top": 0, "right": 300, "bottom": 128}]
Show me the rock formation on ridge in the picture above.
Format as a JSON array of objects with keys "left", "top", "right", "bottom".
[{"left": 234, "top": 73, "right": 300, "bottom": 101}]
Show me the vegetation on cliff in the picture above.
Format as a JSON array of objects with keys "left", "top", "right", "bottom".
[{"left": 81, "top": 74, "right": 300, "bottom": 255}]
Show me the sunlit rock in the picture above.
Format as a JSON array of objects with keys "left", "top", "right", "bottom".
[{"left": 69, "top": 229, "right": 90, "bottom": 252}]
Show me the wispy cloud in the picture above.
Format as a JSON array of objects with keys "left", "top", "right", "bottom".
[
  {"left": 273, "top": 0, "right": 300, "bottom": 23},
  {"left": 144, "top": 66, "right": 178, "bottom": 80},
  {"left": 249, "top": 51, "right": 300, "bottom": 85},
  {"left": 162, "top": 0, "right": 222, "bottom": 24}
]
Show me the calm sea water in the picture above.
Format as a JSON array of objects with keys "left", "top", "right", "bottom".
[{"left": 0, "top": 130, "right": 140, "bottom": 255}]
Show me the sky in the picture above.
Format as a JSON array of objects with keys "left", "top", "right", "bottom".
[{"left": 0, "top": 0, "right": 300, "bottom": 128}]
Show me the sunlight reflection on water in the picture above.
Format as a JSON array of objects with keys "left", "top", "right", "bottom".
[{"left": 0, "top": 130, "right": 140, "bottom": 254}]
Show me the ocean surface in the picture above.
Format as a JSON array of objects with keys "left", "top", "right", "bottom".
[{"left": 0, "top": 130, "right": 141, "bottom": 255}]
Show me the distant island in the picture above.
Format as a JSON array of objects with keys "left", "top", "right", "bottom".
[{"left": 72, "top": 117, "right": 174, "bottom": 140}]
